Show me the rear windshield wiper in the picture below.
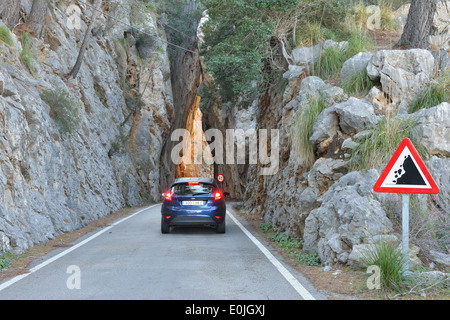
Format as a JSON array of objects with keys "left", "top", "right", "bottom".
[{"left": 192, "top": 192, "right": 210, "bottom": 196}]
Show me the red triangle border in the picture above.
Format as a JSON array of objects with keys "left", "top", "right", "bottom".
[{"left": 373, "top": 138, "right": 440, "bottom": 194}]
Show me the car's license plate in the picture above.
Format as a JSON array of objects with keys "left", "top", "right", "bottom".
[{"left": 182, "top": 201, "right": 204, "bottom": 205}]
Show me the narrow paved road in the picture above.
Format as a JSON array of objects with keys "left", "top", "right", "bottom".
[{"left": 0, "top": 204, "right": 324, "bottom": 300}]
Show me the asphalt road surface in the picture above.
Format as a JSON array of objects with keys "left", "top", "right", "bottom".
[{"left": 0, "top": 204, "right": 325, "bottom": 300}]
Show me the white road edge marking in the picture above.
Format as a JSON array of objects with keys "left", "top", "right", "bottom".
[
  {"left": 227, "top": 210, "right": 316, "bottom": 300},
  {"left": 0, "top": 204, "right": 159, "bottom": 292}
]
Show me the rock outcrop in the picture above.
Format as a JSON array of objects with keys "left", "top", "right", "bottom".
[
  {"left": 0, "top": 1, "right": 173, "bottom": 253},
  {"left": 367, "top": 49, "right": 435, "bottom": 104}
]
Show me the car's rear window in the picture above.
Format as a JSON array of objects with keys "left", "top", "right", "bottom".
[{"left": 172, "top": 183, "right": 214, "bottom": 195}]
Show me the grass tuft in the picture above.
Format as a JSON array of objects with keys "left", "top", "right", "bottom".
[
  {"left": 409, "top": 72, "right": 449, "bottom": 114},
  {"left": 0, "top": 25, "right": 14, "bottom": 47},
  {"left": 349, "top": 116, "right": 427, "bottom": 171},
  {"left": 20, "top": 32, "right": 36, "bottom": 76},
  {"left": 342, "top": 68, "right": 374, "bottom": 96},
  {"left": 312, "top": 27, "right": 374, "bottom": 80},
  {"left": 363, "top": 240, "right": 406, "bottom": 292},
  {"left": 292, "top": 95, "right": 328, "bottom": 169}
]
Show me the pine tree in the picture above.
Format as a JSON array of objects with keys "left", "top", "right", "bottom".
[
  {"left": 396, "top": 0, "right": 437, "bottom": 49},
  {"left": 27, "top": 0, "right": 49, "bottom": 38}
]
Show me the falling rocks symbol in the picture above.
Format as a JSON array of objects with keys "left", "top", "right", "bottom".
[{"left": 393, "top": 155, "right": 426, "bottom": 185}]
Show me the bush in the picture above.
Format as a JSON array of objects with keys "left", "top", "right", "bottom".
[
  {"left": 40, "top": 87, "right": 79, "bottom": 134},
  {"left": 294, "top": 252, "right": 321, "bottom": 266},
  {"left": 0, "top": 252, "right": 12, "bottom": 270},
  {"left": 259, "top": 222, "right": 273, "bottom": 233},
  {"left": 0, "top": 25, "right": 14, "bottom": 47}
]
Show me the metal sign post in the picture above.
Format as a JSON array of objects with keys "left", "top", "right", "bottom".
[
  {"left": 374, "top": 138, "right": 439, "bottom": 275},
  {"left": 402, "top": 194, "right": 410, "bottom": 273}
]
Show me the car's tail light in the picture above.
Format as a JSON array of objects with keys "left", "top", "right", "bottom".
[
  {"left": 164, "top": 191, "right": 172, "bottom": 201},
  {"left": 187, "top": 181, "right": 199, "bottom": 185},
  {"left": 214, "top": 191, "right": 222, "bottom": 201}
]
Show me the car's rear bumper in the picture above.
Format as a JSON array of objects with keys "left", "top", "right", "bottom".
[
  {"left": 161, "top": 205, "right": 226, "bottom": 227},
  {"left": 168, "top": 216, "right": 222, "bottom": 226}
]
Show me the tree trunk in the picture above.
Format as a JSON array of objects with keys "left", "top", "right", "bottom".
[
  {"left": 69, "top": 0, "right": 102, "bottom": 79},
  {"left": 396, "top": 0, "right": 437, "bottom": 49},
  {"left": 0, "top": 0, "right": 21, "bottom": 30},
  {"left": 27, "top": 0, "right": 48, "bottom": 38}
]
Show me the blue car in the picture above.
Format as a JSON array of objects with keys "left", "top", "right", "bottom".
[{"left": 161, "top": 177, "right": 228, "bottom": 233}]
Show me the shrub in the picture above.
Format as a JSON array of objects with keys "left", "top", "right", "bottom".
[
  {"left": 40, "top": 87, "right": 79, "bottom": 134},
  {"left": 0, "top": 25, "right": 14, "bottom": 47},
  {"left": 259, "top": 222, "right": 273, "bottom": 233},
  {"left": 294, "top": 252, "right": 321, "bottom": 266},
  {"left": 0, "top": 252, "right": 12, "bottom": 270}
]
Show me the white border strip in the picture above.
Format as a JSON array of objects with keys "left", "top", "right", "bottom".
[
  {"left": 227, "top": 210, "right": 316, "bottom": 300},
  {"left": 0, "top": 204, "right": 159, "bottom": 292}
]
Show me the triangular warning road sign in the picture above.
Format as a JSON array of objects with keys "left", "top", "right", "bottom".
[{"left": 374, "top": 138, "right": 439, "bottom": 194}]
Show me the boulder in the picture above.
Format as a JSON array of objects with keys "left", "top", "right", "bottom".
[
  {"left": 429, "top": 250, "right": 450, "bottom": 267},
  {"left": 283, "top": 65, "right": 306, "bottom": 80},
  {"left": 430, "top": 1, "right": 450, "bottom": 47},
  {"left": 367, "top": 49, "right": 435, "bottom": 104},
  {"left": 340, "top": 52, "right": 374, "bottom": 83},
  {"left": 310, "top": 105, "right": 339, "bottom": 153},
  {"left": 303, "top": 170, "right": 395, "bottom": 266},
  {"left": 410, "top": 102, "right": 450, "bottom": 157},
  {"left": 427, "top": 156, "right": 450, "bottom": 213},
  {"left": 432, "top": 48, "right": 449, "bottom": 74},
  {"left": 334, "top": 97, "right": 378, "bottom": 135}
]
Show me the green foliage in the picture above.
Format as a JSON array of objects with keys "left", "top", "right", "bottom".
[
  {"left": 201, "top": 0, "right": 301, "bottom": 102},
  {"left": 363, "top": 240, "right": 406, "bottom": 292},
  {"left": 313, "top": 45, "right": 347, "bottom": 79},
  {"left": 293, "top": 251, "right": 321, "bottom": 266},
  {"left": 312, "top": 27, "right": 374, "bottom": 80},
  {"left": 40, "top": 87, "right": 79, "bottom": 135},
  {"left": 160, "top": 0, "right": 203, "bottom": 48},
  {"left": 409, "top": 72, "right": 449, "bottom": 114},
  {"left": 259, "top": 221, "right": 319, "bottom": 266},
  {"left": 292, "top": 95, "right": 328, "bottom": 169},
  {"left": 349, "top": 116, "right": 427, "bottom": 171},
  {"left": 20, "top": 32, "right": 37, "bottom": 76},
  {"left": 342, "top": 68, "right": 374, "bottom": 96},
  {"left": 345, "top": 26, "right": 375, "bottom": 57},
  {"left": 0, "top": 25, "right": 14, "bottom": 47},
  {"left": 259, "top": 221, "right": 273, "bottom": 233},
  {"left": 0, "top": 252, "right": 12, "bottom": 270}
]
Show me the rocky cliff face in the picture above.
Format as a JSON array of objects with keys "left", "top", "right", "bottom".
[
  {"left": 0, "top": 0, "right": 173, "bottom": 253},
  {"left": 237, "top": 46, "right": 449, "bottom": 267}
]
